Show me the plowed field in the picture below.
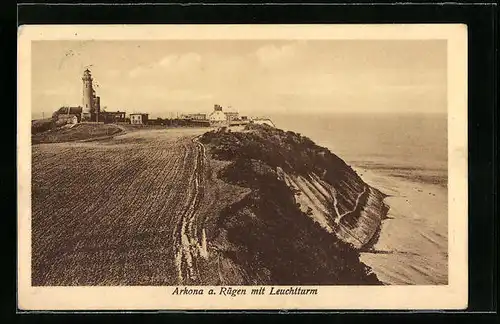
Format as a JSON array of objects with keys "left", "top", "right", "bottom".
[{"left": 32, "top": 128, "right": 211, "bottom": 286}]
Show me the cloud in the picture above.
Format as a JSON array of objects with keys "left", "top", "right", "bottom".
[
  {"left": 128, "top": 65, "right": 149, "bottom": 78},
  {"left": 254, "top": 41, "right": 307, "bottom": 68},
  {"left": 129, "top": 52, "right": 202, "bottom": 78},
  {"left": 37, "top": 85, "right": 79, "bottom": 96},
  {"left": 160, "top": 89, "right": 213, "bottom": 102},
  {"left": 159, "top": 52, "right": 201, "bottom": 68},
  {"left": 104, "top": 84, "right": 213, "bottom": 103}
]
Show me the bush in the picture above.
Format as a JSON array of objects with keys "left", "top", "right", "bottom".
[
  {"left": 201, "top": 123, "right": 362, "bottom": 187},
  {"left": 31, "top": 118, "right": 55, "bottom": 134}
]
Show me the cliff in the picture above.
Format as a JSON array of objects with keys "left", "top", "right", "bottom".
[{"left": 199, "top": 124, "right": 389, "bottom": 285}]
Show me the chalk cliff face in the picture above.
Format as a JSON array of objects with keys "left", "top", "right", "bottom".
[{"left": 199, "top": 124, "right": 388, "bottom": 285}]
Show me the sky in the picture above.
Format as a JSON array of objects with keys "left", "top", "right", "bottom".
[{"left": 31, "top": 40, "right": 447, "bottom": 119}]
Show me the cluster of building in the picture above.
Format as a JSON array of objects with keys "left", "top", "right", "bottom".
[
  {"left": 181, "top": 104, "right": 250, "bottom": 127},
  {"left": 53, "top": 69, "right": 149, "bottom": 125},
  {"left": 52, "top": 69, "right": 274, "bottom": 128}
]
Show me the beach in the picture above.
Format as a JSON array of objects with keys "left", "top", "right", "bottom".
[{"left": 356, "top": 167, "right": 447, "bottom": 285}]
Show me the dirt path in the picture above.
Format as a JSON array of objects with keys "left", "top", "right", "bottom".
[{"left": 173, "top": 135, "right": 210, "bottom": 284}]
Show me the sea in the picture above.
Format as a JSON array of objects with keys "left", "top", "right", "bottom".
[{"left": 271, "top": 112, "right": 448, "bottom": 285}]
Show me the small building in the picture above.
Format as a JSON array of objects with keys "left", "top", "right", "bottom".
[
  {"left": 130, "top": 113, "right": 149, "bottom": 125},
  {"left": 224, "top": 111, "right": 239, "bottom": 122},
  {"left": 148, "top": 118, "right": 167, "bottom": 126},
  {"left": 101, "top": 111, "right": 126, "bottom": 123},
  {"left": 183, "top": 113, "right": 207, "bottom": 121},
  {"left": 52, "top": 106, "right": 82, "bottom": 123},
  {"left": 57, "top": 114, "right": 79, "bottom": 125}
]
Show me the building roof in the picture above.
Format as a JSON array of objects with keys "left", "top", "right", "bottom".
[
  {"left": 58, "top": 114, "right": 79, "bottom": 120},
  {"left": 56, "top": 106, "right": 82, "bottom": 114},
  {"left": 208, "top": 110, "right": 227, "bottom": 120}
]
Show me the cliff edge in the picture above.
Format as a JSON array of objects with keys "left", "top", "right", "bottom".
[{"left": 199, "top": 123, "right": 389, "bottom": 285}]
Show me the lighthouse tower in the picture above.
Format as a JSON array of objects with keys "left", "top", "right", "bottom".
[{"left": 81, "top": 69, "right": 94, "bottom": 122}]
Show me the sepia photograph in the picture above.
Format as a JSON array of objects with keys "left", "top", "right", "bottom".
[{"left": 18, "top": 25, "right": 468, "bottom": 310}]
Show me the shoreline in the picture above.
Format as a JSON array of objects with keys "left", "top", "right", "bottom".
[{"left": 352, "top": 164, "right": 448, "bottom": 285}]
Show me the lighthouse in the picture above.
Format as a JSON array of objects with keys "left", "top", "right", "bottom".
[{"left": 81, "top": 69, "right": 94, "bottom": 122}]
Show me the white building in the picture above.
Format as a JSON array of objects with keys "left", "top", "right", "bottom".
[
  {"left": 58, "top": 114, "right": 79, "bottom": 125},
  {"left": 130, "top": 113, "right": 149, "bottom": 125},
  {"left": 208, "top": 104, "right": 228, "bottom": 126}
]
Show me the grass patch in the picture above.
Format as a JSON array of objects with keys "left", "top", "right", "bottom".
[{"left": 32, "top": 124, "right": 123, "bottom": 144}]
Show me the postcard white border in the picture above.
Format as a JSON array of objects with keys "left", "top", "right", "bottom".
[{"left": 17, "top": 24, "right": 468, "bottom": 310}]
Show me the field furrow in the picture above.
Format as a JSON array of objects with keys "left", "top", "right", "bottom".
[{"left": 32, "top": 128, "right": 207, "bottom": 286}]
